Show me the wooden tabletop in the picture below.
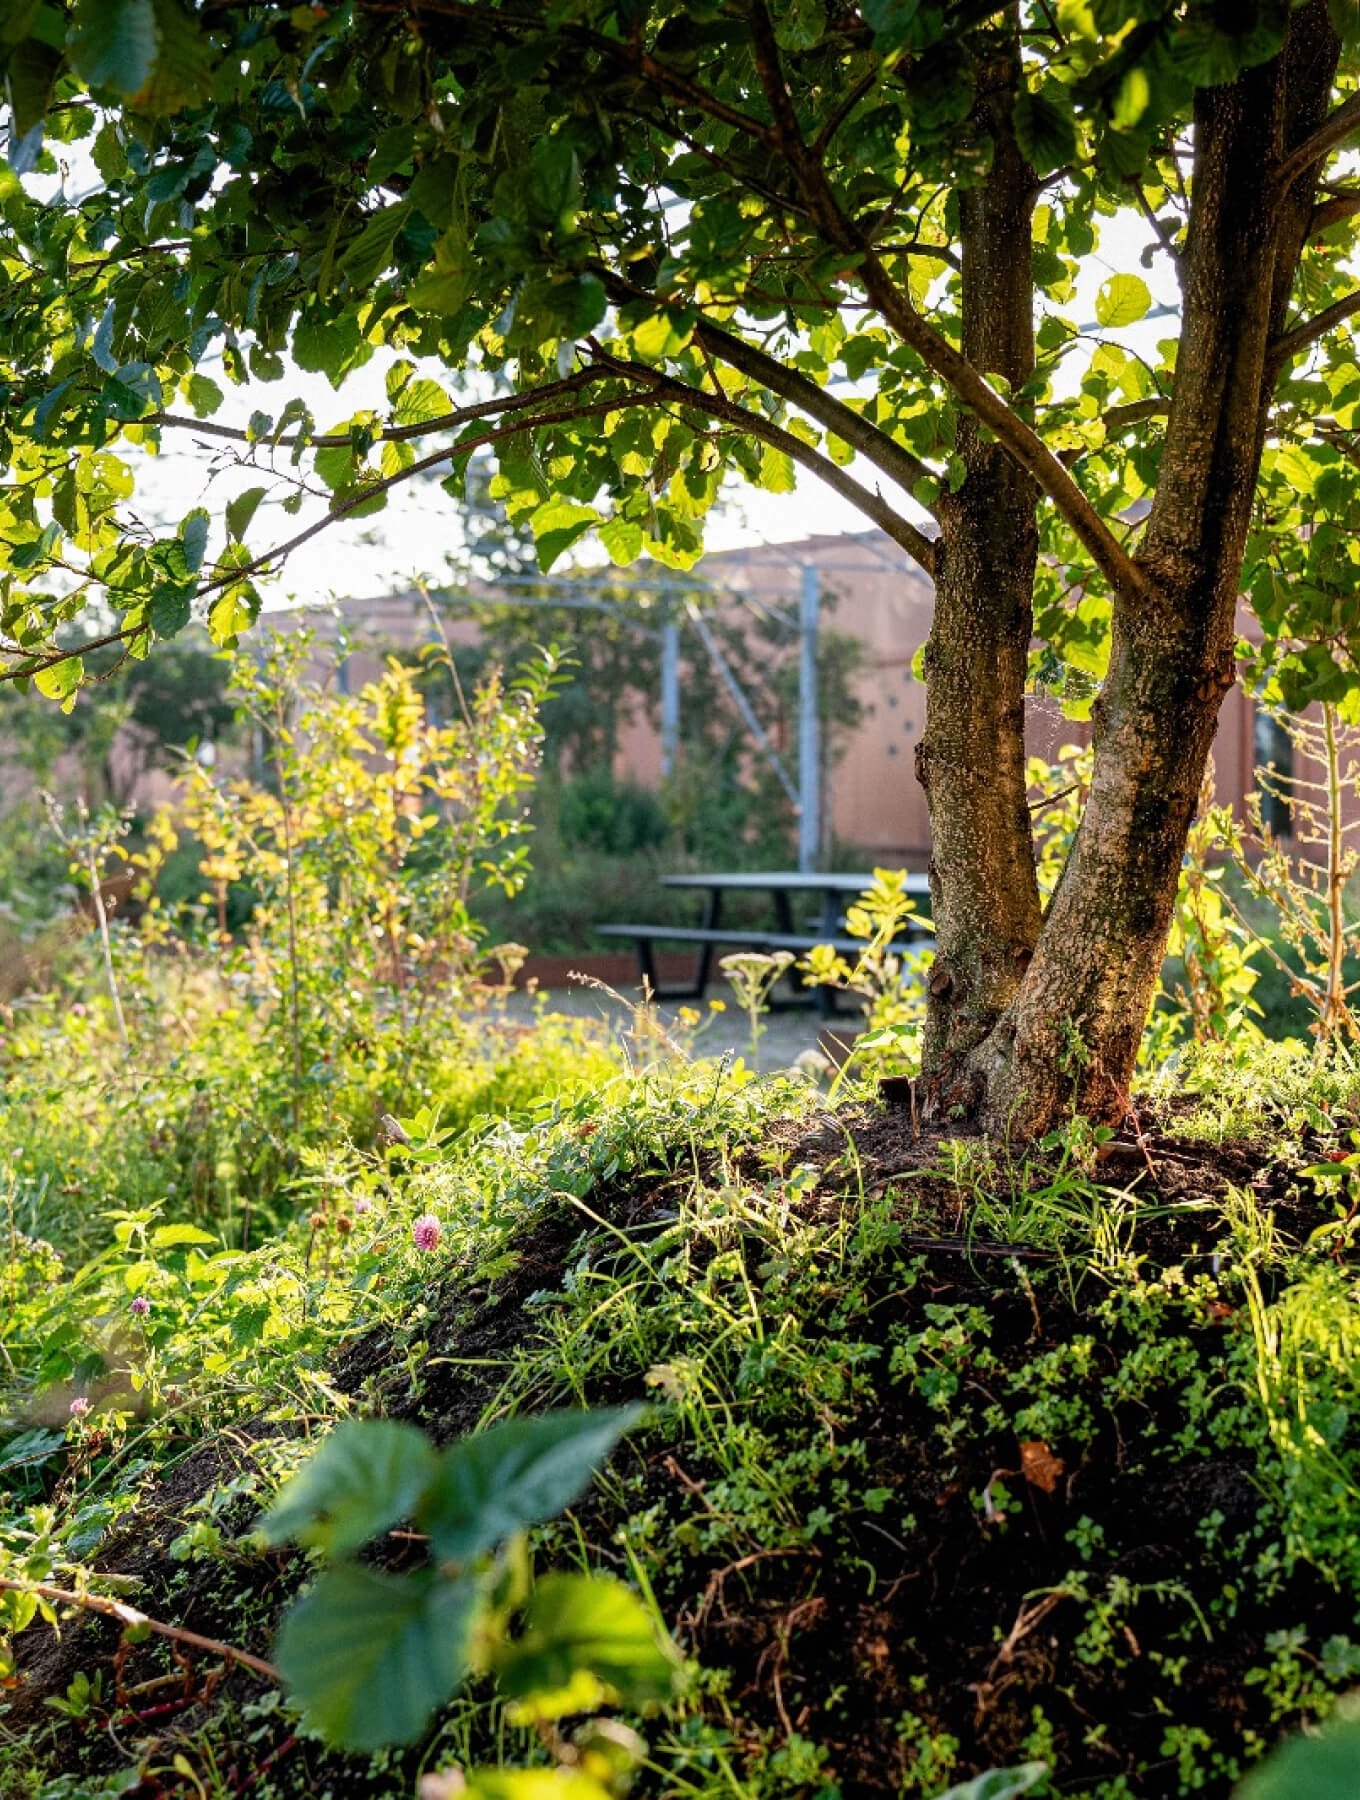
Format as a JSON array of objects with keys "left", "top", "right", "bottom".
[{"left": 662, "top": 870, "right": 931, "bottom": 893}]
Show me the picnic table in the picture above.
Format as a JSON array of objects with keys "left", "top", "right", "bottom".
[{"left": 594, "top": 869, "right": 932, "bottom": 1011}]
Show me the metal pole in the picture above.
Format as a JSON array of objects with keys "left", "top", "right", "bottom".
[
  {"left": 685, "top": 602, "right": 801, "bottom": 811},
  {"left": 798, "top": 564, "right": 820, "bottom": 872},
  {"left": 660, "top": 619, "right": 680, "bottom": 778}
]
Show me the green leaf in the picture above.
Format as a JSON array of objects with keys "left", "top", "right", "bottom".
[
  {"left": 393, "top": 378, "right": 451, "bottom": 427},
  {"left": 179, "top": 508, "right": 209, "bottom": 575},
  {"left": 417, "top": 1406, "right": 643, "bottom": 1564},
  {"left": 338, "top": 202, "right": 411, "bottom": 289},
  {"left": 1013, "top": 86, "right": 1077, "bottom": 177},
  {"left": 149, "top": 582, "right": 193, "bottom": 639},
  {"left": 936, "top": 1767, "right": 1047, "bottom": 1800},
  {"left": 6, "top": 36, "right": 63, "bottom": 139},
  {"left": 259, "top": 1419, "right": 439, "bottom": 1558},
  {"left": 34, "top": 658, "right": 83, "bottom": 703},
  {"left": 757, "top": 445, "right": 796, "bottom": 493},
  {"left": 69, "top": 0, "right": 158, "bottom": 97},
  {"left": 460, "top": 1775, "right": 614, "bottom": 1800},
  {"left": 528, "top": 499, "right": 598, "bottom": 573},
  {"left": 598, "top": 515, "right": 644, "bottom": 566},
  {"left": 274, "top": 1566, "right": 476, "bottom": 1751},
  {"left": 1093, "top": 273, "right": 1151, "bottom": 329},
  {"left": 149, "top": 1223, "right": 216, "bottom": 1247},
  {"left": 225, "top": 486, "right": 266, "bottom": 544},
  {"left": 495, "top": 1573, "right": 680, "bottom": 1720},
  {"left": 185, "top": 374, "right": 223, "bottom": 419},
  {"left": 1237, "top": 1716, "right": 1360, "bottom": 1798},
  {"left": 136, "top": 0, "right": 212, "bottom": 113}
]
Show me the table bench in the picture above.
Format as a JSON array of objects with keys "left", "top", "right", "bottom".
[{"left": 594, "top": 871, "right": 931, "bottom": 1014}]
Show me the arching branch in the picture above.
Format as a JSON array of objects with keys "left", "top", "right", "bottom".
[
  {"left": 586, "top": 346, "right": 937, "bottom": 572},
  {"left": 1275, "top": 88, "right": 1360, "bottom": 194},
  {"left": 1268, "top": 286, "right": 1360, "bottom": 375},
  {"left": 146, "top": 369, "right": 610, "bottom": 451},
  {"left": 743, "top": 0, "right": 1150, "bottom": 605},
  {"left": 598, "top": 264, "right": 942, "bottom": 509}
]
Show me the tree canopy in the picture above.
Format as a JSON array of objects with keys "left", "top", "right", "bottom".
[{"left": 0, "top": 0, "right": 1351, "bottom": 703}]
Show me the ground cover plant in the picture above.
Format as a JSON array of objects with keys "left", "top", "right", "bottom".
[{"left": 3, "top": 1034, "right": 1360, "bottom": 1798}]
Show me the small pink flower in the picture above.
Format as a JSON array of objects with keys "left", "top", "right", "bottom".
[
  {"left": 69, "top": 1396, "right": 91, "bottom": 1419},
  {"left": 353, "top": 1196, "right": 374, "bottom": 1216},
  {"left": 130, "top": 1295, "right": 150, "bottom": 1317},
  {"left": 412, "top": 1214, "right": 443, "bottom": 1253}
]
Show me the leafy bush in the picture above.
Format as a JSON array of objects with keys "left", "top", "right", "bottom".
[{"left": 558, "top": 771, "right": 670, "bottom": 857}]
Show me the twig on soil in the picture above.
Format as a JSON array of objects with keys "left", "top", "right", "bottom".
[{"left": 0, "top": 1576, "right": 280, "bottom": 1682}]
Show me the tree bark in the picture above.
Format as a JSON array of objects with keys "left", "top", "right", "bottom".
[
  {"left": 966, "top": 2, "right": 1342, "bottom": 1137},
  {"left": 918, "top": 10, "right": 1044, "bottom": 1118}
]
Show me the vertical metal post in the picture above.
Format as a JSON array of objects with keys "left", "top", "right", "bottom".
[
  {"left": 798, "top": 564, "right": 820, "bottom": 872},
  {"left": 660, "top": 619, "right": 680, "bottom": 779}
]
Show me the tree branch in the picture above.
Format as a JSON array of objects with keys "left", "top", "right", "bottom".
[
  {"left": 146, "top": 369, "right": 610, "bottom": 451},
  {"left": 586, "top": 347, "right": 937, "bottom": 573},
  {"left": 743, "top": 0, "right": 1150, "bottom": 604},
  {"left": 1268, "top": 286, "right": 1360, "bottom": 375},
  {"left": 191, "top": 391, "right": 662, "bottom": 603},
  {"left": 1102, "top": 397, "right": 1170, "bottom": 432},
  {"left": 597, "top": 264, "right": 942, "bottom": 508},
  {"left": 0, "top": 1576, "right": 279, "bottom": 1682},
  {"left": 1276, "top": 89, "right": 1360, "bottom": 195},
  {"left": 3, "top": 388, "right": 662, "bottom": 683},
  {"left": 1310, "top": 187, "right": 1360, "bottom": 232}
]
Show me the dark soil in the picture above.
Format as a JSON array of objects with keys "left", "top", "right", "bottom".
[{"left": 5, "top": 1100, "right": 1353, "bottom": 1799}]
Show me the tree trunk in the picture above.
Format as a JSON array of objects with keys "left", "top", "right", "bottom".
[
  {"left": 918, "top": 12, "right": 1044, "bottom": 1118},
  {"left": 962, "top": 2, "right": 1341, "bottom": 1138}
]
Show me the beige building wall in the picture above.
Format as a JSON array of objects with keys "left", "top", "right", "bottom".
[{"left": 293, "top": 531, "right": 1331, "bottom": 860}]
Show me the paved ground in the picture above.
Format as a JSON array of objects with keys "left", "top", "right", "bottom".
[{"left": 500, "top": 976, "right": 865, "bottom": 1074}]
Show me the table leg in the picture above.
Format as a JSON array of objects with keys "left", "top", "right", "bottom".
[
  {"left": 694, "top": 888, "right": 723, "bottom": 997},
  {"left": 637, "top": 936, "right": 658, "bottom": 996}
]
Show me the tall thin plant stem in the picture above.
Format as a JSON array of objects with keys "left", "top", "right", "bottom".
[
  {"left": 86, "top": 836, "right": 130, "bottom": 1056},
  {"left": 273, "top": 690, "right": 304, "bottom": 1138},
  {"left": 1322, "top": 702, "right": 1347, "bottom": 1050}
]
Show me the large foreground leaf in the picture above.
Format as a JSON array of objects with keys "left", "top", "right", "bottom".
[
  {"left": 274, "top": 1565, "right": 476, "bottom": 1750},
  {"left": 259, "top": 1419, "right": 438, "bottom": 1558},
  {"left": 495, "top": 1573, "right": 681, "bottom": 1719},
  {"left": 418, "top": 1406, "right": 643, "bottom": 1565},
  {"left": 1236, "top": 1715, "right": 1360, "bottom": 1798}
]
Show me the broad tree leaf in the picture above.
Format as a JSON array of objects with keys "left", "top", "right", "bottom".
[
  {"left": 274, "top": 1565, "right": 476, "bottom": 1750},
  {"left": 529, "top": 499, "right": 599, "bottom": 573},
  {"left": 179, "top": 508, "right": 209, "bottom": 575},
  {"left": 936, "top": 1766, "right": 1047, "bottom": 1800},
  {"left": 494, "top": 1572, "right": 681, "bottom": 1719},
  {"left": 68, "top": 0, "right": 158, "bottom": 96},
  {"left": 1236, "top": 1716, "right": 1360, "bottom": 1798},
  {"left": 460, "top": 1776, "right": 614, "bottom": 1800},
  {"left": 1013, "top": 86, "right": 1077, "bottom": 176},
  {"left": 259, "top": 1418, "right": 439, "bottom": 1557},
  {"left": 6, "top": 37, "right": 62, "bottom": 139},
  {"left": 1093, "top": 273, "right": 1151, "bottom": 328},
  {"left": 225, "top": 486, "right": 266, "bottom": 544},
  {"left": 34, "top": 658, "right": 83, "bottom": 704},
  {"left": 417, "top": 1406, "right": 643, "bottom": 1564}
]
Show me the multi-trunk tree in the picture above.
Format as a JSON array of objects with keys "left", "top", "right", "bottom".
[{"left": 4, "top": 0, "right": 1360, "bottom": 1133}]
